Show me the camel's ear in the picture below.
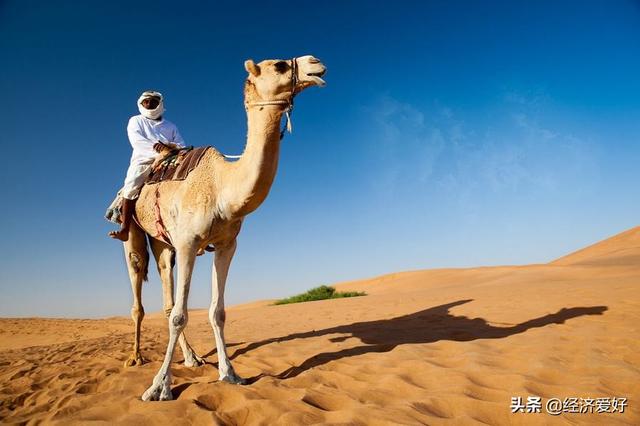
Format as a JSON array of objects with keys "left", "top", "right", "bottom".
[{"left": 244, "top": 59, "right": 260, "bottom": 77}]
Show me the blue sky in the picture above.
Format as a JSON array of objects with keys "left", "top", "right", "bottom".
[{"left": 1, "top": 1, "right": 639, "bottom": 317}]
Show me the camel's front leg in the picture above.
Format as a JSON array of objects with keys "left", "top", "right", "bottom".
[
  {"left": 150, "top": 238, "right": 204, "bottom": 367},
  {"left": 123, "top": 224, "right": 149, "bottom": 367},
  {"left": 209, "top": 239, "right": 246, "bottom": 384},
  {"left": 142, "top": 243, "right": 197, "bottom": 401}
]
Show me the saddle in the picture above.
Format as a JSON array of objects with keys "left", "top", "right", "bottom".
[{"left": 145, "top": 146, "right": 210, "bottom": 184}]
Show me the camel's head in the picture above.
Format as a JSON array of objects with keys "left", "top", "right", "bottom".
[{"left": 244, "top": 55, "right": 326, "bottom": 104}]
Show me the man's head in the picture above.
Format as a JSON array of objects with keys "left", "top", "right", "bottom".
[{"left": 137, "top": 90, "right": 164, "bottom": 120}]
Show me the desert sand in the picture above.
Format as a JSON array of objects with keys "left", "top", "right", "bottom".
[{"left": 1, "top": 227, "right": 639, "bottom": 425}]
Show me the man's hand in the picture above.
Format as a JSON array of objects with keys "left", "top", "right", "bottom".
[{"left": 154, "top": 141, "right": 180, "bottom": 153}]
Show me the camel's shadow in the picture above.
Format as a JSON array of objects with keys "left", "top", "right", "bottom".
[{"left": 232, "top": 299, "right": 607, "bottom": 383}]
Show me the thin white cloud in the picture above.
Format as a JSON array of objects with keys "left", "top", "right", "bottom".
[
  {"left": 361, "top": 93, "right": 600, "bottom": 204},
  {"left": 363, "top": 96, "right": 446, "bottom": 193}
]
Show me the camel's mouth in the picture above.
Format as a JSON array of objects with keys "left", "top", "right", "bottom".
[
  {"left": 303, "top": 69, "right": 326, "bottom": 87},
  {"left": 295, "top": 56, "right": 327, "bottom": 89}
]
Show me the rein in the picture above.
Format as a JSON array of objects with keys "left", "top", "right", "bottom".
[{"left": 245, "top": 57, "right": 298, "bottom": 140}]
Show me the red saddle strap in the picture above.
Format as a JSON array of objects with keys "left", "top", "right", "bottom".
[{"left": 154, "top": 186, "right": 173, "bottom": 246}]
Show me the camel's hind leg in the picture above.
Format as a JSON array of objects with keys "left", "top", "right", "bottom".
[
  {"left": 209, "top": 239, "right": 246, "bottom": 384},
  {"left": 123, "top": 223, "right": 149, "bottom": 367},
  {"left": 149, "top": 238, "right": 204, "bottom": 367}
]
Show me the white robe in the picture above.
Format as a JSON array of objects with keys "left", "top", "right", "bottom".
[{"left": 121, "top": 115, "right": 185, "bottom": 199}]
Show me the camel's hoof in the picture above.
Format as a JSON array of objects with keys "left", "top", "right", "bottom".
[
  {"left": 124, "top": 353, "right": 146, "bottom": 367},
  {"left": 183, "top": 352, "right": 205, "bottom": 368},
  {"left": 220, "top": 371, "right": 247, "bottom": 385},
  {"left": 141, "top": 375, "right": 173, "bottom": 401}
]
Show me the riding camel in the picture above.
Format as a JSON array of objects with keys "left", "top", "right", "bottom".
[{"left": 117, "top": 55, "right": 326, "bottom": 401}]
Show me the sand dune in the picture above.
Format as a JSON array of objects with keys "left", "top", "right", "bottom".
[{"left": 1, "top": 227, "right": 639, "bottom": 424}]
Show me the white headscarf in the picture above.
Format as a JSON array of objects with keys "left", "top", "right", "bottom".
[{"left": 137, "top": 90, "right": 165, "bottom": 120}]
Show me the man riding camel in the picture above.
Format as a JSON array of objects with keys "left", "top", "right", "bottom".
[{"left": 108, "top": 90, "right": 185, "bottom": 241}]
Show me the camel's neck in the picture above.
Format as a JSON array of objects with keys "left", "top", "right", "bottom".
[{"left": 224, "top": 106, "right": 283, "bottom": 218}]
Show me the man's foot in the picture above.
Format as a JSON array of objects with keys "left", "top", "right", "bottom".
[
  {"left": 109, "top": 198, "right": 135, "bottom": 242},
  {"left": 109, "top": 229, "right": 129, "bottom": 241}
]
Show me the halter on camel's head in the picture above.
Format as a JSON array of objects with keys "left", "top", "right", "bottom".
[{"left": 244, "top": 55, "right": 327, "bottom": 139}]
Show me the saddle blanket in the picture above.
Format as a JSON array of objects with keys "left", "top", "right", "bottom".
[{"left": 146, "top": 146, "right": 210, "bottom": 185}]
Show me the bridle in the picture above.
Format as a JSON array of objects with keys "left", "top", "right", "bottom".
[{"left": 244, "top": 57, "right": 298, "bottom": 140}]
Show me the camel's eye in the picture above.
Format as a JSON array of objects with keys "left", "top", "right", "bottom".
[{"left": 274, "top": 61, "right": 290, "bottom": 74}]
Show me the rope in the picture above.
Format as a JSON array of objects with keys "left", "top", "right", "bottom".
[{"left": 154, "top": 186, "right": 173, "bottom": 246}]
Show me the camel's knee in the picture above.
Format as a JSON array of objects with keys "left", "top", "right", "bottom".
[
  {"left": 156, "top": 250, "right": 175, "bottom": 271},
  {"left": 128, "top": 251, "right": 149, "bottom": 281},
  {"left": 209, "top": 308, "right": 225, "bottom": 328},
  {"left": 131, "top": 304, "right": 145, "bottom": 322},
  {"left": 170, "top": 311, "right": 187, "bottom": 333}
]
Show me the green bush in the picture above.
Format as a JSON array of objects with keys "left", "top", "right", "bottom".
[{"left": 274, "top": 285, "right": 366, "bottom": 305}]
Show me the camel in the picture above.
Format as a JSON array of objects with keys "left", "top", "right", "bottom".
[{"left": 118, "top": 55, "right": 326, "bottom": 401}]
